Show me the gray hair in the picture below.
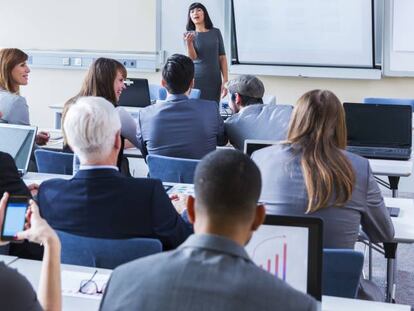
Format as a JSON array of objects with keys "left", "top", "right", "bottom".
[{"left": 63, "top": 96, "right": 121, "bottom": 163}]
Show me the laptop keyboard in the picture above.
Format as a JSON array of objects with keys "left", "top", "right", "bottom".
[{"left": 347, "top": 146, "right": 411, "bottom": 160}]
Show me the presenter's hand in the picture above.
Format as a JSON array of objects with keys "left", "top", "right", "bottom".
[
  {"left": 221, "top": 82, "right": 228, "bottom": 99},
  {"left": 36, "top": 131, "right": 50, "bottom": 146},
  {"left": 183, "top": 32, "right": 195, "bottom": 45}
]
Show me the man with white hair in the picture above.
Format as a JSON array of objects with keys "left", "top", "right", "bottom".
[{"left": 37, "top": 96, "right": 192, "bottom": 250}]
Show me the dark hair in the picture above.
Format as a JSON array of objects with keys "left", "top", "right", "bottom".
[
  {"left": 78, "top": 57, "right": 127, "bottom": 106},
  {"left": 194, "top": 149, "right": 262, "bottom": 222},
  {"left": 0, "top": 48, "right": 29, "bottom": 93},
  {"left": 162, "top": 54, "right": 194, "bottom": 94},
  {"left": 231, "top": 93, "right": 263, "bottom": 107},
  {"left": 186, "top": 2, "right": 213, "bottom": 31}
]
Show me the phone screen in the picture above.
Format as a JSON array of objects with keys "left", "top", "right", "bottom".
[{"left": 1, "top": 198, "right": 28, "bottom": 240}]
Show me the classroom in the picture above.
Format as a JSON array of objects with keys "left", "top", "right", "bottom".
[{"left": 0, "top": 0, "right": 414, "bottom": 310}]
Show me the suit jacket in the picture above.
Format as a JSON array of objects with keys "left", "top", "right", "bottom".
[
  {"left": 136, "top": 94, "right": 227, "bottom": 159},
  {"left": 100, "top": 234, "right": 317, "bottom": 311},
  {"left": 38, "top": 168, "right": 192, "bottom": 250},
  {"left": 252, "top": 144, "right": 394, "bottom": 249},
  {"left": 0, "top": 152, "right": 30, "bottom": 197}
]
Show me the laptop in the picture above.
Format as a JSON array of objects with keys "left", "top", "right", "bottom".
[
  {"left": 118, "top": 78, "right": 151, "bottom": 108},
  {"left": 244, "top": 139, "right": 279, "bottom": 156},
  {"left": 245, "top": 215, "right": 323, "bottom": 300},
  {"left": 344, "top": 103, "right": 412, "bottom": 160},
  {"left": 0, "top": 124, "right": 37, "bottom": 175}
]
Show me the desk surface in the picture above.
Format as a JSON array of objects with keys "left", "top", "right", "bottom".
[
  {"left": 384, "top": 197, "right": 414, "bottom": 243},
  {"left": 6, "top": 256, "right": 410, "bottom": 311}
]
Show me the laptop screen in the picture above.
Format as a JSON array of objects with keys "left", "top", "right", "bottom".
[
  {"left": 0, "top": 124, "right": 37, "bottom": 172},
  {"left": 245, "top": 215, "right": 323, "bottom": 300},
  {"left": 344, "top": 103, "right": 412, "bottom": 148},
  {"left": 118, "top": 78, "right": 151, "bottom": 108},
  {"left": 244, "top": 139, "right": 279, "bottom": 156}
]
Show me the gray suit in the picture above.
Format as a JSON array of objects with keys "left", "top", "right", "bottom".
[
  {"left": 100, "top": 234, "right": 317, "bottom": 311},
  {"left": 225, "top": 104, "right": 293, "bottom": 150},
  {"left": 136, "top": 94, "right": 227, "bottom": 159},
  {"left": 252, "top": 144, "right": 395, "bottom": 249},
  {"left": 0, "top": 90, "right": 30, "bottom": 125}
]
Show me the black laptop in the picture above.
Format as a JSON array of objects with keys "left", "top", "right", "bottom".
[
  {"left": 118, "top": 78, "right": 151, "bottom": 108},
  {"left": 344, "top": 103, "right": 412, "bottom": 160}
]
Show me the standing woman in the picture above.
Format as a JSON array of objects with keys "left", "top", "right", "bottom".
[
  {"left": 184, "top": 2, "right": 228, "bottom": 104},
  {"left": 62, "top": 58, "right": 139, "bottom": 176},
  {"left": 0, "top": 48, "right": 49, "bottom": 145}
]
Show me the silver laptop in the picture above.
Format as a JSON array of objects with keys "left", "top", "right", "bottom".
[{"left": 0, "top": 124, "right": 37, "bottom": 175}]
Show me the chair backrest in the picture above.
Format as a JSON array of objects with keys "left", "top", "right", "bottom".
[
  {"left": 363, "top": 97, "right": 414, "bottom": 109},
  {"left": 56, "top": 230, "right": 162, "bottom": 269},
  {"left": 147, "top": 154, "right": 200, "bottom": 183},
  {"left": 149, "top": 84, "right": 167, "bottom": 101},
  {"left": 189, "top": 88, "right": 201, "bottom": 99},
  {"left": 322, "top": 249, "right": 364, "bottom": 298},
  {"left": 34, "top": 149, "right": 74, "bottom": 175}
]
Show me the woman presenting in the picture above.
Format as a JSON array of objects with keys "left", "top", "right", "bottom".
[{"left": 184, "top": 2, "right": 228, "bottom": 104}]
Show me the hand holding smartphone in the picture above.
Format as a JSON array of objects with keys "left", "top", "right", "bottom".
[{"left": 1, "top": 195, "right": 28, "bottom": 241}]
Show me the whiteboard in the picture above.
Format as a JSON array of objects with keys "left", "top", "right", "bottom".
[
  {"left": 0, "top": 0, "right": 157, "bottom": 53},
  {"left": 161, "top": 0, "right": 226, "bottom": 60},
  {"left": 384, "top": 0, "right": 414, "bottom": 76},
  {"left": 232, "top": 0, "right": 374, "bottom": 68}
]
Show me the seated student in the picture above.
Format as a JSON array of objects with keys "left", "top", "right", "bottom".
[
  {"left": 100, "top": 150, "right": 317, "bottom": 311},
  {"left": 62, "top": 57, "right": 139, "bottom": 175},
  {"left": 225, "top": 75, "right": 292, "bottom": 150},
  {"left": 38, "top": 96, "right": 191, "bottom": 250},
  {"left": 0, "top": 48, "right": 49, "bottom": 145},
  {"left": 136, "top": 54, "right": 227, "bottom": 159},
  {"left": 0, "top": 193, "right": 61, "bottom": 311},
  {"left": 252, "top": 90, "right": 394, "bottom": 300}
]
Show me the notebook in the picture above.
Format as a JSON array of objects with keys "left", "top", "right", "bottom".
[
  {"left": 0, "top": 123, "right": 37, "bottom": 175},
  {"left": 344, "top": 103, "right": 412, "bottom": 160},
  {"left": 118, "top": 78, "right": 151, "bottom": 108}
]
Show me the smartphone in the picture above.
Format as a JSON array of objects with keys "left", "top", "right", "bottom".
[{"left": 1, "top": 196, "right": 28, "bottom": 241}]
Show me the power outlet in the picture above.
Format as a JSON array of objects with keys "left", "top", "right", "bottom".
[{"left": 119, "top": 59, "right": 137, "bottom": 69}]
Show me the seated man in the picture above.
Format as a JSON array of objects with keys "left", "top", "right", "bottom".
[
  {"left": 100, "top": 150, "right": 317, "bottom": 311},
  {"left": 38, "top": 96, "right": 192, "bottom": 250},
  {"left": 224, "top": 75, "right": 292, "bottom": 150},
  {"left": 136, "top": 54, "right": 227, "bottom": 159}
]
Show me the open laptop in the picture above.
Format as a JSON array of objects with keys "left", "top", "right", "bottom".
[
  {"left": 245, "top": 215, "right": 323, "bottom": 300},
  {"left": 344, "top": 103, "right": 412, "bottom": 160},
  {"left": 244, "top": 139, "right": 279, "bottom": 156},
  {"left": 0, "top": 124, "right": 37, "bottom": 175},
  {"left": 118, "top": 78, "right": 151, "bottom": 108}
]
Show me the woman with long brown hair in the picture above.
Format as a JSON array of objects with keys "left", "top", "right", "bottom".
[
  {"left": 62, "top": 58, "right": 139, "bottom": 175},
  {"left": 252, "top": 90, "right": 394, "bottom": 299},
  {"left": 0, "top": 48, "right": 49, "bottom": 145}
]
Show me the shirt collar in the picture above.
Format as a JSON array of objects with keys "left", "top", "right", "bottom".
[
  {"left": 79, "top": 165, "right": 119, "bottom": 171},
  {"left": 179, "top": 234, "right": 251, "bottom": 261},
  {"left": 166, "top": 93, "right": 189, "bottom": 101}
]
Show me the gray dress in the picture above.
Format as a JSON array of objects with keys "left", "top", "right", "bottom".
[{"left": 193, "top": 28, "right": 225, "bottom": 104}]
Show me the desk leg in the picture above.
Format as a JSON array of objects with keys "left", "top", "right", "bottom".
[
  {"left": 384, "top": 242, "right": 398, "bottom": 303},
  {"left": 388, "top": 177, "right": 400, "bottom": 198}
]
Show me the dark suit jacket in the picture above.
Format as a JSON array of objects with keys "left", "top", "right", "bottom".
[
  {"left": 37, "top": 168, "right": 192, "bottom": 250},
  {"left": 0, "top": 152, "right": 30, "bottom": 197}
]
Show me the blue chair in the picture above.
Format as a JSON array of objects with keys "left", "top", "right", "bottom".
[
  {"left": 322, "top": 249, "right": 364, "bottom": 298},
  {"left": 363, "top": 97, "right": 414, "bottom": 109},
  {"left": 149, "top": 84, "right": 168, "bottom": 101},
  {"left": 56, "top": 230, "right": 162, "bottom": 269},
  {"left": 147, "top": 154, "right": 199, "bottom": 183},
  {"left": 189, "top": 88, "right": 201, "bottom": 99},
  {"left": 34, "top": 149, "right": 74, "bottom": 175}
]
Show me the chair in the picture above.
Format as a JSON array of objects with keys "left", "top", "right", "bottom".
[
  {"left": 363, "top": 97, "right": 414, "bottom": 109},
  {"left": 322, "top": 249, "right": 364, "bottom": 298},
  {"left": 147, "top": 154, "right": 200, "bottom": 183},
  {"left": 34, "top": 149, "right": 74, "bottom": 175},
  {"left": 56, "top": 230, "right": 162, "bottom": 269},
  {"left": 189, "top": 88, "right": 201, "bottom": 99},
  {"left": 149, "top": 84, "right": 167, "bottom": 101}
]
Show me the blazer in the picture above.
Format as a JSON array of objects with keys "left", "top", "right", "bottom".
[
  {"left": 0, "top": 152, "right": 30, "bottom": 197},
  {"left": 100, "top": 234, "right": 317, "bottom": 311},
  {"left": 136, "top": 94, "right": 227, "bottom": 159},
  {"left": 37, "top": 168, "right": 192, "bottom": 250},
  {"left": 252, "top": 144, "right": 395, "bottom": 249}
]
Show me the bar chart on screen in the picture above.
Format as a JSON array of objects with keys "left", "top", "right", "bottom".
[{"left": 245, "top": 225, "right": 309, "bottom": 293}]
